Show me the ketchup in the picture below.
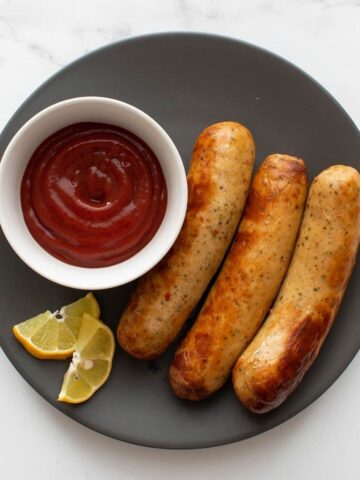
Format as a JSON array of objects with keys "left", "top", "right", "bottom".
[{"left": 21, "top": 122, "right": 167, "bottom": 268}]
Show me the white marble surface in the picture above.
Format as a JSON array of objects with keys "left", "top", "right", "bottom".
[{"left": 0, "top": 0, "right": 359, "bottom": 479}]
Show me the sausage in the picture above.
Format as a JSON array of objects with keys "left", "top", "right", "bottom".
[
  {"left": 232, "top": 165, "right": 360, "bottom": 413},
  {"left": 117, "top": 122, "right": 255, "bottom": 359},
  {"left": 169, "top": 154, "right": 308, "bottom": 400}
]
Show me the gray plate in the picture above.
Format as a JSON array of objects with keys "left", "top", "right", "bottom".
[{"left": 0, "top": 33, "right": 359, "bottom": 449}]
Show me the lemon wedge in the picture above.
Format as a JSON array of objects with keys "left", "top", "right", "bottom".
[
  {"left": 13, "top": 293, "right": 100, "bottom": 360},
  {"left": 58, "top": 313, "right": 115, "bottom": 404}
]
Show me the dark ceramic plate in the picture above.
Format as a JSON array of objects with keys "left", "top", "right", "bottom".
[{"left": 0, "top": 33, "right": 359, "bottom": 449}]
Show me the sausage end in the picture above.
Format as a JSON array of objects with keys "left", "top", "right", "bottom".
[{"left": 169, "top": 351, "right": 212, "bottom": 401}]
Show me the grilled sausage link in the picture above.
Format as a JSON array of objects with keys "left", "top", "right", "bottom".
[
  {"left": 169, "top": 154, "right": 308, "bottom": 400},
  {"left": 117, "top": 122, "right": 255, "bottom": 359},
  {"left": 232, "top": 165, "right": 360, "bottom": 413}
]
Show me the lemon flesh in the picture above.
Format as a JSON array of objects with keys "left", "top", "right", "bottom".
[
  {"left": 13, "top": 293, "right": 100, "bottom": 360},
  {"left": 58, "top": 314, "right": 115, "bottom": 404}
]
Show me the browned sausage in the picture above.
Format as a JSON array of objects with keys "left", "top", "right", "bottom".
[
  {"left": 232, "top": 165, "right": 360, "bottom": 413},
  {"left": 117, "top": 122, "right": 255, "bottom": 359},
  {"left": 169, "top": 154, "right": 308, "bottom": 400}
]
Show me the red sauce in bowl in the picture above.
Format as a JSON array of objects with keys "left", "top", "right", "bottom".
[{"left": 21, "top": 122, "right": 167, "bottom": 268}]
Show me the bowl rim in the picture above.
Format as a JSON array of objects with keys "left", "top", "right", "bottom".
[{"left": 0, "top": 96, "right": 188, "bottom": 290}]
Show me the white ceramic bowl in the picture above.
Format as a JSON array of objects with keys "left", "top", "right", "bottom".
[{"left": 0, "top": 97, "right": 187, "bottom": 290}]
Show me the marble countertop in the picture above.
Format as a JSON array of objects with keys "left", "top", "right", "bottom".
[{"left": 0, "top": 1, "right": 359, "bottom": 479}]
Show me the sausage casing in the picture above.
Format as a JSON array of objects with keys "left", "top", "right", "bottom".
[
  {"left": 232, "top": 165, "right": 360, "bottom": 413},
  {"left": 169, "top": 154, "right": 308, "bottom": 400},
  {"left": 117, "top": 122, "right": 255, "bottom": 359}
]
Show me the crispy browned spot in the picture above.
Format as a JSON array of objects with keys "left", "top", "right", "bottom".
[
  {"left": 185, "top": 125, "right": 218, "bottom": 214},
  {"left": 240, "top": 156, "right": 306, "bottom": 223},
  {"left": 327, "top": 249, "right": 353, "bottom": 290},
  {"left": 172, "top": 350, "right": 192, "bottom": 372},
  {"left": 170, "top": 351, "right": 209, "bottom": 400},
  {"left": 194, "top": 332, "right": 212, "bottom": 358},
  {"left": 277, "top": 157, "right": 306, "bottom": 178},
  {"left": 247, "top": 306, "right": 333, "bottom": 413},
  {"left": 243, "top": 188, "right": 271, "bottom": 222},
  {"left": 266, "top": 155, "right": 306, "bottom": 180},
  {"left": 169, "top": 222, "right": 194, "bottom": 255},
  {"left": 187, "top": 179, "right": 214, "bottom": 212},
  {"left": 223, "top": 231, "right": 257, "bottom": 286},
  {"left": 232, "top": 230, "right": 256, "bottom": 251},
  {"left": 169, "top": 370, "right": 209, "bottom": 400}
]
